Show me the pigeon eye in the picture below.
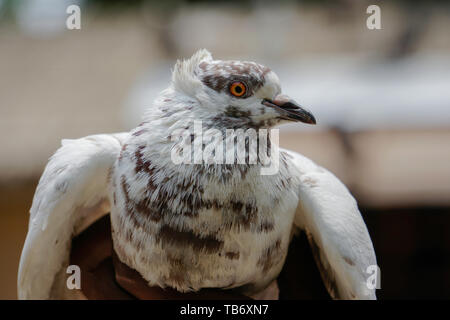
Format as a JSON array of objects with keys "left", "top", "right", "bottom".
[{"left": 229, "top": 82, "right": 247, "bottom": 97}]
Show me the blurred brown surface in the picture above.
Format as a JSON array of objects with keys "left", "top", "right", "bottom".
[
  {"left": 280, "top": 129, "right": 450, "bottom": 207},
  {"left": 350, "top": 130, "right": 450, "bottom": 207},
  {"left": 0, "top": 181, "right": 35, "bottom": 299}
]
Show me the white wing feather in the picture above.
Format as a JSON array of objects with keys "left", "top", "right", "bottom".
[
  {"left": 18, "top": 133, "right": 128, "bottom": 299},
  {"left": 284, "top": 149, "right": 377, "bottom": 300}
]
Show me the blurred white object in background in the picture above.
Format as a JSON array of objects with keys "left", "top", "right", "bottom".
[
  {"left": 280, "top": 54, "right": 450, "bottom": 132},
  {"left": 123, "top": 62, "right": 172, "bottom": 128},
  {"left": 14, "top": 0, "right": 83, "bottom": 38}
]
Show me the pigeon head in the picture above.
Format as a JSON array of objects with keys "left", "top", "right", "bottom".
[{"left": 164, "top": 49, "right": 316, "bottom": 129}]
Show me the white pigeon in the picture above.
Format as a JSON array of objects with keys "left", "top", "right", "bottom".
[{"left": 18, "top": 49, "right": 377, "bottom": 300}]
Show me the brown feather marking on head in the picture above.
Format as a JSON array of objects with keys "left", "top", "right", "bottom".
[{"left": 199, "top": 60, "right": 271, "bottom": 95}]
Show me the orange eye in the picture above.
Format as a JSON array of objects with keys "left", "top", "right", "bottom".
[{"left": 229, "top": 82, "right": 246, "bottom": 97}]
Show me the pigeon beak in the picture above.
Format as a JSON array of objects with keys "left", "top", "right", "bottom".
[{"left": 262, "top": 94, "right": 316, "bottom": 125}]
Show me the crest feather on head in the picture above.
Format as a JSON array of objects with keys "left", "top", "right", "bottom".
[{"left": 171, "top": 49, "right": 213, "bottom": 96}]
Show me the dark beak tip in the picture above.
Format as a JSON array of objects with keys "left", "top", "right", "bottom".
[{"left": 308, "top": 115, "right": 317, "bottom": 125}]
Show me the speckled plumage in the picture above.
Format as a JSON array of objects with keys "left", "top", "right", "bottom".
[
  {"left": 18, "top": 49, "right": 377, "bottom": 300},
  {"left": 111, "top": 51, "right": 295, "bottom": 294}
]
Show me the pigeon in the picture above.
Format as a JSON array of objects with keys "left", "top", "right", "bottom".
[{"left": 18, "top": 49, "right": 377, "bottom": 300}]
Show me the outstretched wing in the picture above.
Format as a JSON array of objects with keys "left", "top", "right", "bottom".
[
  {"left": 284, "top": 149, "right": 377, "bottom": 300},
  {"left": 18, "top": 133, "right": 129, "bottom": 299}
]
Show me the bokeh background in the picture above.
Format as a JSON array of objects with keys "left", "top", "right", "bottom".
[{"left": 1, "top": 0, "right": 450, "bottom": 299}]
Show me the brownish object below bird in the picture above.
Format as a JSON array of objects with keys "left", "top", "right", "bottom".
[{"left": 70, "top": 215, "right": 330, "bottom": 300}]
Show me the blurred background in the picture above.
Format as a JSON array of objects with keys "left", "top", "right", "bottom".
[{"left": 1, "top": 0, "right": 449, "bottom": 299}]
